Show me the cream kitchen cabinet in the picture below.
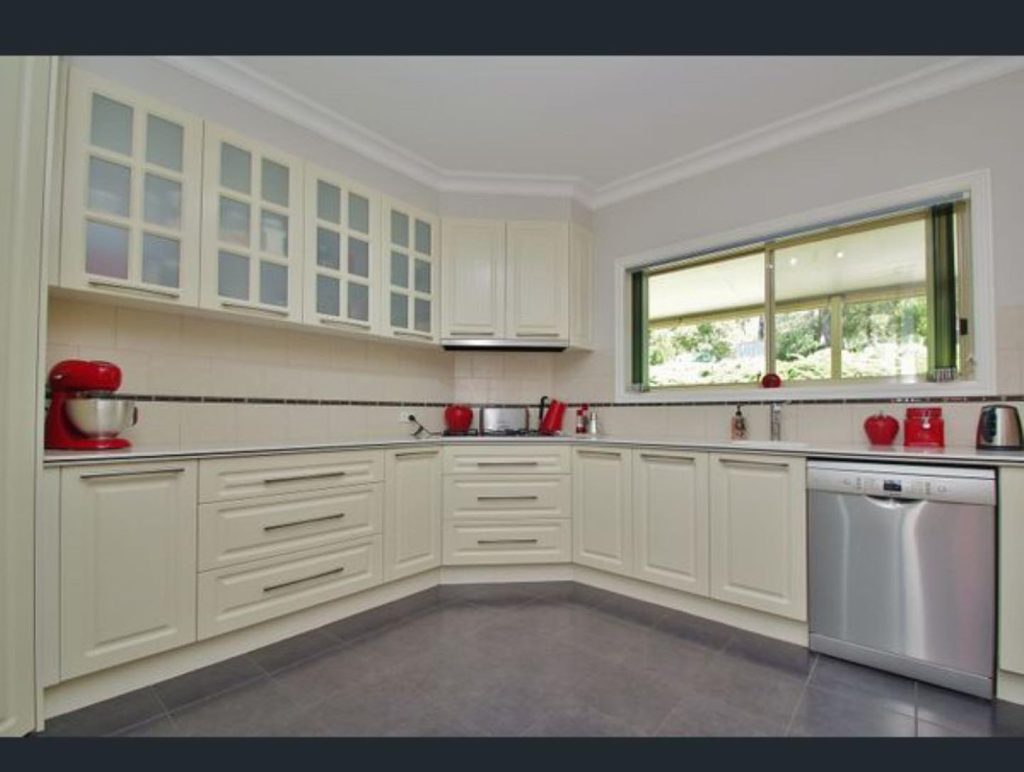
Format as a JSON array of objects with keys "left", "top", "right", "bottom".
[
  {"left": 60, "top": 461, "right": 198, "bottom": 679},
  {"left": 60, "top": 67, "right": 202, "bottom": 306},
  {"left": 506, "top": 221, "right": 569, "bottom": 341},
  {"left": 382, "top": 197, "right": 439, "bottom": 343},
  {"left": 384, "top": 447, "right": 443, "bottom": 580},
  {"left": 999, "top": 467, "right": 1024, "bottom": 676},
  {"left": 441, "top": 218, "right": 506, "bottom": 339},
  {"left": 569, "top": 224, "right": 594, "bottom": 349},
  {"left": 632, "top": 449, "right": 709, "bottom": 595},
  {"left": 572, "top": 446, "right": 632, "bottom": 576},
  {"left": 200, "top": 123, "right": 303, "bottom": 322},
  {"left": 709, "top": 453, "right": 807, "bottom": 621},
  {"left": 303, "top": 164, "right": 379, "bottom": 332}
]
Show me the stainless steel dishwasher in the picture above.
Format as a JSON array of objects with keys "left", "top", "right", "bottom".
[{"left": 807, "top": 461, "right": 995, "bottom": 698}]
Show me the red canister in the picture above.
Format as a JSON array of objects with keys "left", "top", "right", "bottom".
[{"left": 904, "top": 407, "right": 945, "bottom": 448}]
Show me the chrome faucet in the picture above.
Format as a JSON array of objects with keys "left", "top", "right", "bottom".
[{"left": 770, "top": 402, "right": 783, "bottom": 441}]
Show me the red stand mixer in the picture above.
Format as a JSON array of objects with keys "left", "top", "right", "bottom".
[{"left": 45, "top": 360, "right": 137, "bottom": 450}]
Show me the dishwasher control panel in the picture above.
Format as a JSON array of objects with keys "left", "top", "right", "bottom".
[{"left": 807, "top": 461, "right": 995, "bottom": 506}]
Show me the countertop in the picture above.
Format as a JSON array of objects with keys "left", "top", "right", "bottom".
[{"left": 41, "top": 434, "right": 1024, "bottom": 467}]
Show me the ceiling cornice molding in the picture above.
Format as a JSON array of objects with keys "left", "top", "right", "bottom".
[
  {"left": 589, "top": 56, "right": 1024, "bottom": 209},
  {"left": 157, "top": 56, "right": 1024, "bottom": 213}
]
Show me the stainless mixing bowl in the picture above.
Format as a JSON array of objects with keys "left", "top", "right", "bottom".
[{"left": 65, "top": 397, "right": 138, "bottom": 438}]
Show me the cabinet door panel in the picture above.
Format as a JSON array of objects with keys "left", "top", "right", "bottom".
[
  {"left": 61, "top": 67, "right": 201, "bottom": 305},
  {"left": 443, "top": 520, "right": 571, "bottom": 565},
  {"left": 441, "top": 218, "right": 506, "bottom": 337},
  {"left": 1000, "top": 468, "right": 1024, "bottom": 675},
  {"left": 709, "top": 453, "right": 806, "bottom": 620},
  {"left": 633, "top": 450, "right": 709, "bottom": 594},
  {"left": 506, "top": 221, "right": 569, "bottom": 340},
  {"left": 569, "top": 224, "right": 593, "bottom": 349},
  {"left": 381, "top": 198, "right": 438, "bottom": 342},
  {"left": 384, "top": 448, "right": 442, "bottom": 580},
  {"left": 60, "top": 462, "right": 198, "bottom": 678},
  {"left": 572, "top": 447, "right": 632, "bottom": 576},
  {"left": 201, "top": 124, "right": 303, "bottom": 321}
]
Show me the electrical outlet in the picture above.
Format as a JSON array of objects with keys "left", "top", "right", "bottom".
[{"left": 399, "top": 411, "right": 413, "bottom": 423}]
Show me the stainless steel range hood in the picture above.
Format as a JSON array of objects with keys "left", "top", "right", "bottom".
[{"left": 441, "top": 336, "right": 568, "bottom": 352}]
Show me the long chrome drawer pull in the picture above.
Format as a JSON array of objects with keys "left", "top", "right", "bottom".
[
  {"left": 476, "top": 538, "right": 540, "bottom": 545},
  {"left": 448, "top": 330, "right": 495, "bottom": 336},
  {"left": 264, "top": 471, "right": 348, "bottom": 484},
  {"left": 263, "top": 513, "right": 346, "bottom": 532},
  {"left": 718, "top": 458, "right": 791, "bottom": 469},
  {"left": 514, "top": 332, "right": 562, "bottom": 338},
  {"left": 475, "top": 461, "right": 540, "bottom": 467},
  {"left": 79, "top": 467, "right": 186, "bottom": 480},
  {"left": 394, "top": 450, "right": 439, "bottom": 457},
  {"left": 220, "top": 299, "right": 290, "bottom": 317},
  {"left": 576, "top": 449, "right": 622, "bottom": 457},
  {"left": 262, "top": 567, "right": 345, "bottom": 594},
  {"left": 319, "top": 317, "right": 371, "bottom": 330},
  {"left": 639, "top": 453, "right": 693, "bottom": 461},
  {"left": 476, "top": 495, "right": 540, "bottom": 501},
  {"left": 87, "top": 277, "right": 181, "bottom": 298}
]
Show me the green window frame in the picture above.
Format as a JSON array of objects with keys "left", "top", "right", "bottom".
[{"left": 630, "top": 199, "right": 971, "bottom": 392}]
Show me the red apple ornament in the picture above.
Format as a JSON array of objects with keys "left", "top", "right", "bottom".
[{"left": 863, "top": 413, "right": 899, "bottom": 445}]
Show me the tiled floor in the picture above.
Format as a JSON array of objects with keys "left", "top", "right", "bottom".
[{"left": 37, "top": 582, "right": 1024, "bottom": 737}]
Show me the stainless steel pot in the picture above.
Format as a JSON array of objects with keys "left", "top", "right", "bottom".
[
  {"left": 976, "top": 404, "right": 1023, "bottom": 450},
  {"left": 65, "top": 397, "right": 138, "bottom": 438}
]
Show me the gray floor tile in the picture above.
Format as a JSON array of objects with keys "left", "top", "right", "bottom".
[
  {"left": 523, "top": 581, "right": 576, "bottom": 601},
  {"left": 788, "top": 686, "right": 916, "bottom": 737},
  {"left": 169, "top": 676, "right": 302, "bottom": 736},
  {"left": 270, "top": 641, "right": 397, "bottom": 709},
  {"left": 109, "top": 714, "right": 183, "bottom": 737},
  {"left": 43, "top": 687, "right": 166, "bottom": 737},
  {"left": 320, "top": 588, "right": 440, "bottom": 642},
  {"left": 152, "top": 654, "right": 264, "bottom": 712},
  {"left": 571, "top": 660, "right": 690, "bottom": 735},
  {"left": 583, "top": 593, "right": 672, "bottom": 628},
  {"left": 653, "top": 609, "right": 737, "bottom": 651},
  {"left": 809, "top": 655, "right": 916, "bottom": 718},
  {"left": 521, "top": 702, "right": 643, "bottom": 737},
  {"left": 248, "top": 629, "right": 341, "bottom": 674},
  {"left": 916, "top": 683, "right": 1024, "bottom": 737},
  {"left": 555, "top": 604, "right": 660, "bottom": 665},
  {"left": 917, "top": 719, "right": 986, "bottom": 737},
  {"left": 436, "top": 582, "right": 539, "bottom": 606},
  {"left": 628, "top": 626, "right": 722, "bottom": 682},
  {"left": 691, "top": 651, "right": 807, "bottom": 724},
  {"left": 655, "top": 692, "right": 787, "bottom": 737},
  {"left": 723, "top": 629, "right": 817, "bottom": 679}
]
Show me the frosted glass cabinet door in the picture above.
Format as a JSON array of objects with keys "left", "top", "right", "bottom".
[
  {"left": 302, "top": 164, "right": 379, "bottom": 331},
  {"left": 60, "top": 68, "right": 201, "bottom": 305},
  {"left": 200, "top": 123, "right": 303, "bottom": 321},
  {"left": 381, "top": 197, "right": 439, "bottom": 342}
]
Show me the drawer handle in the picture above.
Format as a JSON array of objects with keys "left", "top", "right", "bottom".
[
  {"left": 394, "top": 450, "right": 439, "bottom": 458},
  {"left": 476, "top": 495, "right": 539, "bottom": 501},
  {"left": 514, "top": 332, "right": 562, "bottom": 338},
  {"left": 263, "top": 513, "right": 346, "bottom": 532},
  {"left": 639, "top": 453, "right": 695, "bottom": 461},
  {"left": 79, "top": 467, "right": 186, "bottom": 480},
  {"left": 87, "top": 277, "right": 182, "bottom": 298},
  {"left": 262, "top": 567, "right": 345, "bottom": 594},
  {"left": 576, "top": 449, "right": 621, "bottom": 457},
  {"left": 476, "top": 538, "right": 540, "bottom": 545},
  {"left": 220, "top": 299, "right": 290, "bottom": 317},
  {"left": 475, "top": 461, "right": 539, "bottom": 467},
  {"left": 264, "top": 471, "right": 348, "bottom": 485}
]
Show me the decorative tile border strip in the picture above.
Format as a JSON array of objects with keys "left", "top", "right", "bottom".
[{"left": 88, "top": 393, "right": 1024, "bottom": 408}]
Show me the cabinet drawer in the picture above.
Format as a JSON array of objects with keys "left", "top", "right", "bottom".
[
  {"left": 198, "top": 484, "right": 382, "bottom": 571},
  {"left": 199, "top": 451, "right": 383, "bottom": 503},
  {"left": 197, "top": 536, "right": 382, "bottom": 639},
  {"left": 443, "top": 444, "right": 570, "bottom": 475},
  {"left": 442, "top": 520, "right": 571, "bottom": 565},
  {"left": 444, "top": 475, "right": 570, "bottom": 519}
]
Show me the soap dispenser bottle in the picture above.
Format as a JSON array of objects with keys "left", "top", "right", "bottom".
[{"left": 730, "top": 405, "right": 748, "bottom": 440}]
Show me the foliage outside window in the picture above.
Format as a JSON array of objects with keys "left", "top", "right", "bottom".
[{"left": 633, "top": 202, "right": 969, "bottom": 390}]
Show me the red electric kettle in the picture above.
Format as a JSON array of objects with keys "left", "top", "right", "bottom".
[{"left": 538, "top": 397, "right": 568, "bottom": 435}]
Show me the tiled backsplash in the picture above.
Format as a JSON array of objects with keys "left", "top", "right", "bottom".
[{"left": 46, "top": 296, "right": 1023, "bottom": 450}]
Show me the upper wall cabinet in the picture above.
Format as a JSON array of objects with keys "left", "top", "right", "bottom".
[
  {"left": 506, "top": 221, "right": 569, "bottom": 341},
  {"left": 441, "top": 218, "right": 506, "bottom": 339},
  {"left": 60, "top": 69, "right": 202, "bottom": 306},
  {"left": 303, "top": 165, "right": 380, "bottom": 333},
  {"left": 200, "top": 124, "right": 304, "bottom": 322},
  {"left": 569, "top": 224, "right": 594, "bottom": 349},
  {"left": 381, "top": 197, "right": 439, "bottom": 343}
]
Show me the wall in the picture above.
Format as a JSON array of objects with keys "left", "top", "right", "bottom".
[{"left": 554, "top": 68, "right": 1024, "bottom": 447}]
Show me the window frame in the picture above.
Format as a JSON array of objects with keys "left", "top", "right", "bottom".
[{"left": 615, "top": 170, "right": 996, "bottom": 404}]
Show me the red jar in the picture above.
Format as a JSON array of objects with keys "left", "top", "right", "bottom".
[{"left": 904, "top": 407, "right": 944, "bottom": 448}]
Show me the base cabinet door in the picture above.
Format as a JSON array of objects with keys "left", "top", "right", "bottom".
[
  {"left": 572, "top": 447, "right": 632, "bottom": 576},
  {"left": 709, "top": 453, "right": 807, "bottom": 621},
  {"left": 60, "top": 462, "right": 198, "bottom": 679},
  {"left": 384, "top": 448, "right": 442, "bottom": 580},
  {"left": 999, "top": 467, "right": 1024, "bottom": 675},
  {"left": 632, "top": 449, "right": 709, "bottom": 595}
]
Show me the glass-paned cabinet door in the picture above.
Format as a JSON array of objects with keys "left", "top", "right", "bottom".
[
  {"left": 303, "top": 165, "right": 379, "bottom": 331},
  {"left": 60, "top": 68, "right": 201, "bottom": 305},
  {"left": 200, "top": 124, "right": 303, "bottom": 321},
  {"left": 381, "top": 197, "right": 438, "bottom": 342}
]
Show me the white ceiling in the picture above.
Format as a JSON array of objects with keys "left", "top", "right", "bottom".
[
  {"left": 162, "top": 56, "right": 1024, "bottom": 207},
  {"left": 231, "top": 56, "right": 944, "bottom": 185}
]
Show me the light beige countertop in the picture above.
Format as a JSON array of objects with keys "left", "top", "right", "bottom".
[{"left": 42, "top": 434, "right": 1024, "bottom": 467}]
